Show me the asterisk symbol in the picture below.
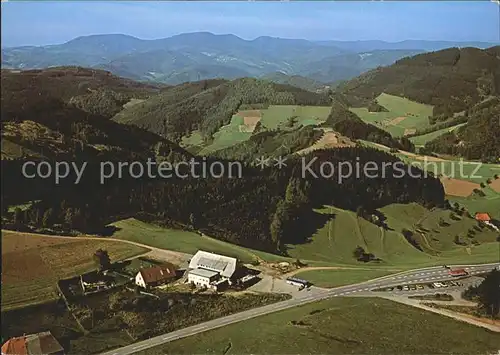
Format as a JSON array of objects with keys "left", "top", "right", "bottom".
[
  {"left": 274, "top": 156, "right": 287, "bottom": 169},
  {"left": 255, "top": 156, "right": 270, "bottom": 170}
]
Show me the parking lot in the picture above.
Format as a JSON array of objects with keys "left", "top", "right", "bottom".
[{"left": 371, "top": 276, "right": 484, "bottom": 296}]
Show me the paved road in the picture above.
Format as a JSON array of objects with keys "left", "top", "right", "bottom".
[{"left": 101, "top": 262, "right": 499, "bottom": 355}]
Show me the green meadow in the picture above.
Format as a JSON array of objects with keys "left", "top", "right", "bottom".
[
  {"left": 110, "top": 202, "right": 499, "bottom": 277},
  {"left": 286, "top": 204, "right": 498, "bottom": 272},
  {"left": 409, "top": 123, "right": 466, "bottom": 147},
  {"left": 350, "top": 93, "right": 434, "bottom": 137},
  {"left": 142, "top": 297, "right": 500, "bottom": 355},
  {"left": 259, "top": 105, "right": 331, "bottom": 130}
]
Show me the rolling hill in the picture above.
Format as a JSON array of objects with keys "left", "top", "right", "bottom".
[
  {"left": 301, "top": 49, "right": 424, "bottom": 84},
  {"left": 338, "top": 46, "right": 500, "bottom": 116},
  {"left": 424, "top": 97, "right": 500, "bottom": 162},
  {"left": 113, "top": 77, "right": 332, "bottom": 142},
  {"left": 4, "top": 33, "right": 496, "bottom": 86},
  {"left": 260, "top": 72, "right": 329, "bottom": 92}
]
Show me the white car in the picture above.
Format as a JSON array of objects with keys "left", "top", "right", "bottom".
[
  {"left": 432, "top": 283, "right": 442, "bottom": 288},
  {"left": 402, "top": 286, "right": 410, "bottom": 291}
]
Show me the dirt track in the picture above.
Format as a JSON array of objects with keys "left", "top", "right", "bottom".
[
  {"left": 295, "top": 129, "right": 355, "bottom": 155},
  {"left": 1, "top": 229, "right": 192, "bottom": 266}
]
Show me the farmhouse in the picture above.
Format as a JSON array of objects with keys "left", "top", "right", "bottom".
[
  {"left": 474, "top": 212, "right": 499, "bottom": 231},
  {"left": 135, "top": 263, "right": 177, "bottom": 289},
  {"left": 187, "top": 250, "right": 237, "bottom": 290},
  {"left": 475, "top": 212, "right": 491, "bottom": 222},
  {"left": 1, "top": 331, "right": 64, "bottom": 355}
]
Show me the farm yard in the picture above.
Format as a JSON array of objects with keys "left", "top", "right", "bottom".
[
  {"left": 350, "top": 93, "right": 434, "bottom": 137},
  {"left": 141, "top": 297, "right": 500, "bottom": 355},
  {"left": 1, "top": 231, "right": 148, "bottom": 311},
  {"left": 2, "top": 252, "right": 288, "bottom": 355}
]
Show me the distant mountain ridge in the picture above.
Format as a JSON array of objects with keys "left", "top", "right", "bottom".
[{"left": 3, "top": 32, "right": 498, "bottom": 86}]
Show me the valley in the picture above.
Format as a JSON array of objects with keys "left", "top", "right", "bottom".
[{"left": 1, "top": 7, "right": 500, "bottom": 354}]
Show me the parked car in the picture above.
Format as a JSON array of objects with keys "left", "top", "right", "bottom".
[
  {"left": 417, "top": 285, "right": 424, "bottom": 290},
  {"left": 402, "top": 286, "right": 409, "bottom": 291}
]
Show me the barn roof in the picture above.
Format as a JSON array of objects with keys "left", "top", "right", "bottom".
[
  {"left": 189, "top": 250, "right": 237, "bottom": 278},
  {"left": 475, "top": 212, "right": 491, "bottom": 221},
  {"left": 189, "top": 268, "right": 219, "bottom": 278},
  {"left": 138, "top": 263, "right": 176, "bottom": 284},
  {"left": 1, "top": 331, "right": 64, "bottom": 355}
]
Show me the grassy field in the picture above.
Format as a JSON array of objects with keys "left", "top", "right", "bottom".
[
  {"left": 400, "top": 157, "right": 499, "bottom": 184},
  {"left": 409, "top": 123, "right": 467, "bottom": 147},
  {"left": 351, "top": 93, "right": 434, "bottom": 137},
  {"left": 361, "top": 139, "right": 500, "bottom": 185},
  {"left": 198, "top": 115, "right": 253, "bottom": 155},
  {"left": 1, "top": 231, "right": 148, "bottom": 310},
  {"left": 142, "top": 297, "right": 500, "bottom": 355},
  {"left": 110, "top": 218, "right": 285, "bottom": 264},
  {"left": 180, "top": 129, "right": 206, "bottom": 154},
  {"left": 259, "top": 105, "right": 331, "bottom": 130},
  {"left": 110, "top": 203, "right": 499, "bottom": 277},
  {"left": 449, "top": 187, "right": 500, "bottom": 220},
  {"left": 285, "top": 204, "right": 499, "bottom": 271},
  {"left": 294, "top": 268, "right": 396, "bottom": 288},
  {"left": 183, "top": 105, "right": 331, "bottom": 155}
]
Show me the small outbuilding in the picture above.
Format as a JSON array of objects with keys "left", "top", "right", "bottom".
[
  {"left": 1, "top": 331, "right": 64, "bottom": 355},
  {"left": 475, "top": 212, "right": 491, "bottom": 222}
]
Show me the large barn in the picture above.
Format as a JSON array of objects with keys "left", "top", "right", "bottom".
[{"left": 187, "top": 250, "right": 238, "bottom": 290}]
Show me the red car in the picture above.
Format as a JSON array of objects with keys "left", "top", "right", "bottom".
[{"left": 448, "top": 268, "right": 468, "bottom": 277}]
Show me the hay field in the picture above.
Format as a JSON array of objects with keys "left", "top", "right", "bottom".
[{"left": 1, "top": 231, "right": 148, "bottom": 310}]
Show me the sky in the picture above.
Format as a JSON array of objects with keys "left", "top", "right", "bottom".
[{"left": 1, "top": 1, "right": 499, "bottom": 47}]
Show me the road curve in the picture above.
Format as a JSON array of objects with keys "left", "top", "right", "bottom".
[{"left": 101, "top": 262, "right": 500, "bottom": 355}]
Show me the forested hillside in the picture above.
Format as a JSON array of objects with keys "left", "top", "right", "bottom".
[
  {"left": 424, "top": 97, "right": 500, "bottom": 162},
  {"left": 1, "top": 68, "right": 189, "bottom": 162},
  {"left": 323, "top": 100, "right": 414, "bottom": 151},
  {"left": 2, "top": 68, "right": 446, "bottom": 254},
  {"left": 339, "top": 46, "right": 500, "bottom": 116},
  {"left": 210, "top": 125, "right": 324, "bottom": 162},
  {"left": 261, "top": 73, "right": 329, "bottom": 92},
  {"left": 114, "top": 78, "right": 331, "bottom": 142}
]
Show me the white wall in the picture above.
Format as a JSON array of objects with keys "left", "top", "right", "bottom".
[
  {"left": 135, "top": 272, "right": 146, "bottom": 288},
  {"left": 188, "top": 273, "right": 211, "bottom": 287}
]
